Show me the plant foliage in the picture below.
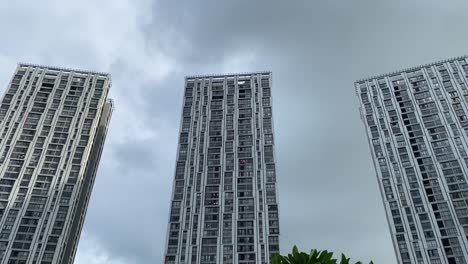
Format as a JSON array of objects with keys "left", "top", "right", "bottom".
[{"left": 271, "top": 246, "right": 374, "bottom": 264}]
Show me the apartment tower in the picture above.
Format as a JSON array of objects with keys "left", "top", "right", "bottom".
[
  {"left": 0, "top": 64, "right": 112, "bottom": 263},
  {"left": 164, "top": 72, "right": 280, "bottom": 264},
  {"left": 356, "top": 56, "right": 468, "bottom": 264}
]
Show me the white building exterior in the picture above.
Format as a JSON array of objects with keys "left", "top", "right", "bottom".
[
  {"left": 356, "top": 56, "right": 468, "bottom": 264},
  {"left": 164, "top": 72, "right": 280, "bottom": 264},
  {"left": 0, "top": 64, "right": 113, "bottom": 263}
]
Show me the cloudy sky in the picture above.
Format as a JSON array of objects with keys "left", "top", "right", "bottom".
[{"left": 1, "top": 0, "right": 468, "bottom": 263}]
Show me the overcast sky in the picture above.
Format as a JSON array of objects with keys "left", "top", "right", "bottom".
[{"left": 1, "top": 0, "right": 468, "bottom": 263}]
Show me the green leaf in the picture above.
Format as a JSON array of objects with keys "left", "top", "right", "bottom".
[
  {"left": 292, "top": 246, "right": 300, "bottom": 258},
  {"left": 272, "top": 246, "right": 373, "bottom": 264},
  {"left": 318, "top": 250, "right": 335, "bottom": 262},
  {"left": 311, "top": 249, "right": 320, "bottom": 260},
  {"left": 340, "top": 254, "right": 350, "bottom": 264}
]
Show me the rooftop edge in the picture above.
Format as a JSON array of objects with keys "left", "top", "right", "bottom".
[
  {"left": 185, "top": 71, "right": 272, "bottom": 79},
  {"left": 355, "top": 55, "right": 468, "bottom": 83},
  {"left": 18, "top": 62, "right": 111, "bottom": 78}
]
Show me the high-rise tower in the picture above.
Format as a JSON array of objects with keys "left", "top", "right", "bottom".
[
  {"left": 0, "top": 63, "right": 112, "bottom": 263},
  {"left": 356, "top": 56, "right": 468, "bottom": 264},
  {"left": 164, "top": 72, "right": 280, "bottom": 264}
]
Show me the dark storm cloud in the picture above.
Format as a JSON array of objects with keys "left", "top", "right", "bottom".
[{"left": 1, "top": 0, "right": 468, "bottom": 263}]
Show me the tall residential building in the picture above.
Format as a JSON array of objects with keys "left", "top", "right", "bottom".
[
  {"left": 164, "top": 72, "right": 280, "bottom": 264},
  {"left": 0, "top": 64, "right": 112, "bottom": 263},
  {"left": 356, "top": 56, "right": 468, "bottom": 264}
]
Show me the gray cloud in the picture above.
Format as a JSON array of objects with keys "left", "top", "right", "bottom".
[{"left": 1, "top": 0, "right": 468, "bottom": 263}]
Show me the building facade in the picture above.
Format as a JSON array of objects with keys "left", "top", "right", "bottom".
[
  {"left": 164, "top": 72, "right": 280, "bottom": 264},
  {"left": 0, "top": 64, "right": 113, "bottom": 263},
  {"left": 356, "top": 56, "right": 468, "bottom": 264}
]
